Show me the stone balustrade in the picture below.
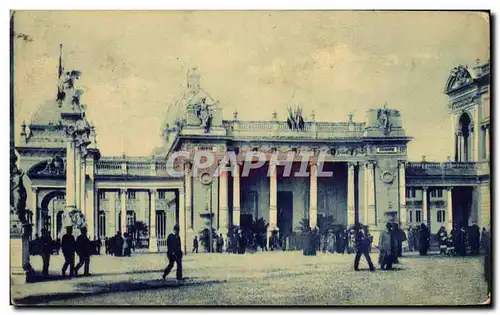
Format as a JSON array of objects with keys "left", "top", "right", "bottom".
[
  {"left": 226, "top": 120, "right": 365, "bottom": 139},
  {"left": 96, "top": 157, "right": 168, "bottom": 177},
  {"left": 406, "top": 161, "right": 480, "bottom": 176}
]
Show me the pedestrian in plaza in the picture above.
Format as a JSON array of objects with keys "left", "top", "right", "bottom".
[
  {"left": 456, "top": 225, "right": 467, "bottom": 256},
  {"left": 481, "top": 227, "right": 490, "bottom": 254},
  {"left": 75, "top": 227, "right": 92, "bottom": 276},
  {"left": 394, "top": 224, "right": 406, "bottom": 257},
  {"left": 113, "top": 232, "right": 123, "bottom": 256},
  {"left": 414, "top": 225, "right": 421, "bottom": 252},
  {"left": 104, "top": 237, "right": 110, "bottom": 255},
  {"left": 438, "top": 226, "right": 448, "bottom": 255},
  {"left": 192, "top": 236, "right": 199, "bottom": 253},
  {"left": 418, "top": 223, "right": 430, "bottom": 256},
  {"left": 96, "top": 237, "right": 102, "bottom": 255},
  {"left": 40, "top": 228, "right": 52, "bottom": 277},
  {"left": 407, "top": 227, "right": 414, "bottom": 252},
  {"left": 468, "top": 223, "right": 481, "bottom": 256},
  {"left": 61, "top": 226, "right": 76, "bottom": 277},
  {"left": 217, "top": 233, "right": 224, "bottom": 253},
  {"left": 378, "top": 223, "right": 396, "bottom": 270},
  {"left": 123, "top": 232, "right": 132, "bottom": 257},
  {"left": 354, "top": 224, "right": 375, "bottom": 272},
  {"left": 162, "top": 225, "right": 183, "bottom": 282},
  {"left": 237, "top": 230, "right": 247, "bottom": 254}
]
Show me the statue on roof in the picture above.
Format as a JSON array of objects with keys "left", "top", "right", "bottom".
[
  {"left": 194, "top": 97, "right": 213, "bottom": 133},
  {"left": 286, "top": 105, "right": 305, "bottom": 131},
  {"left": 377, "top": 103, "right": 392, "bottom": 135},
  {"left": 56, "top": 44, "right": 84, "bottom": 110}
]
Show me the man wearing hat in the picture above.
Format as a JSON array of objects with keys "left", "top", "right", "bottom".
[
  {"left": 162, "top": 224, "right": 183, "bottom": 282},
  {"left": 61, "top": 226, "right": 76, "bottom": 277},
  {"left": 75, "top": 226, "right": 92, "bottom": 276}
]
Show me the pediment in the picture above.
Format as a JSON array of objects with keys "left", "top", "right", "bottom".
[{"left": 445, "top": 65, "right": 474, "bottom": 94}]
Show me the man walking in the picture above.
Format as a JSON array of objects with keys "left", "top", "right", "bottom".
[
  {"left": 40, "top": 228, "right": 52, "bottom": 277},
  {"left": 354, "top": 224, "right": 375, "bottom": 272},
  {"left": 162, "top": 225, "right": 183, "bottom": 282},
  {"left": 61, "top": 226, "right": 76, "bottom": 277},
  {"left": 192, "top": 236, "right": 199, "bottom": 253},
  {"left": 75, "top": 227, "right": 91, "bottom": 276}
]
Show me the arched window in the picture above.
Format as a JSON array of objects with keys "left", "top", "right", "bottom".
[{"left": 457, "top": 113, "right": 472, "bottom": 162}]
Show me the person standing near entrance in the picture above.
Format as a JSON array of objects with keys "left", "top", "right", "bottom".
[
  {"left": 418, "top": 223, "right": 430, "bottom": 256},
  {"left": 192, "top": 236, "right": 199, "bottom": 253},
  {"left": 40, "top": 228, "right": 52, "bottom": 277},
  {"left": 354, "top": 224, "right": 375, "bottom": 272},
  {"left": 162, "top": 225, "right": 183, "bottom": 282},
  {"left": 61, "top": 226, "right": 76, "bottom": 277},
  {"left": 378, "top": 223, "right": 396, "bottom": 270},
  {"left": 75, "top": 227, "right": 92, "bottom": 276}
]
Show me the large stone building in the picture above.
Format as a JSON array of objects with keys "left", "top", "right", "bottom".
[{"left": 12, "top": 57, "right": 490, "bottom": 253}]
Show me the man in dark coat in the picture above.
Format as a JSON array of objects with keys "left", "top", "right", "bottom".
[
  {"left": 114, "top": 232, "right": 124, "bottom": 257},
  {"left": 162, "top": 225, "right": 183, "bottom": 282},
  {"left": 418, "top": 223, "right": 430, "bottom": 256},
  {"left": 61, "top": 226, "right": 76, "bottom": 277},
  {"left": 468, "top": 223, "right": 481, "bottom": 256},
  {"left": 40, "top": 228, "right": 52, "bottom": 277},
  {"left": 484, "top": 229, "right": 491, "bottom": 295},
  {"left": 192, "top": 236, "right": 199, "bottom": 253},
  {"left": 481, "top": 227, "right": 490, "bottom": 254},
  {"left": 456, "top": 226, "right": 467, "bottom": 256},
  {"left": 379, "top": 223, "right": 396, "bottom": 270},
  {"left": 354, "top": 224, "right": 375, "bottom": 272},
  {"left": 75, "top": 227, "right": 91, "bottom": 276}
]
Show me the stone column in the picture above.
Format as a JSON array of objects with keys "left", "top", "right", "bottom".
[
  {"left": 347, "top": 162, "right": 356, "bottom": 226},
  {"left": 149, "top": 189, "right": 157, "bottom": 252},
  {"left": 309, "top": 161, "right": 318, "bottom": 229},
  {"left": 120, "top": 188, "right": 127, "bottom": 234},
  {"left": 485, "top": 127, "right": 490, "bottom": 160},
  {"left": 218, "top": 161, "right": 229, "bottom": 234},
  {"left": 365, "top": 162, "right": 376, "bottom": 226},
  {"left": 86, "top": 158, "right": 95, "bottom": 240},
  {"left": 75, "top": 150, "right": 81, "bottom": 210},
  {"left": 65, "top": 134, "right": 77, "bottom": 212},
  {"left": 178, "top": 188, "right": 186, "bottom": 253},
  {"left": 473, "top": 108, "right": 480, "bottom": 162},
  {"left": 81, "top": 157, "right": 86, "bottom": 216},
  {"left": 446, "top": 187, "right": 453, "bottom": 231},
  {"left": 108, "top": 191, "right": 116, "bottom": 237},
  {"left": 268, "top": 161, "right": 278, "bottom": 237},
  {"left": 422, "top": 187, "right": 428, "bottom": 227},
  {"left": 185, "top": 163, "right": 193, "bottom": 230},
  {"left": 451, "top": 114, "right": 456, "bottom": 160},
  {"left": 233, "top": 162, "right": 241, "bottom": 227},
  {"left": 398, "top": 162, "right": 407, "bottom": 228},
  {"left": 457, "top": 132, "right": 463, "bottom": 162},
  {"left": 32, "top": 187, "right": 39, "bottom": 237}
]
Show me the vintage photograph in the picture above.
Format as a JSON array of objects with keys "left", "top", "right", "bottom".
[{"left": 10, "top": 10, "right": 491, "bottom": 306}]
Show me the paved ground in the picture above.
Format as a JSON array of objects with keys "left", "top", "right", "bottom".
[{"left": 11, "top": 250, "right": 489, "bottom": 306}]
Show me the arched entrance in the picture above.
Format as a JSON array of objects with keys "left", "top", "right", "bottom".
[
  {"left": 40, "top": 190, "right": 66, "bottom": 240},
  {"left": 457, "top": 113, "right": 472, "bottom": 162}
]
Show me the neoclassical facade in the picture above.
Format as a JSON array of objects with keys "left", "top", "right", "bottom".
[{"left": 12, "top": 59, "right": 490, "bottom": 252}]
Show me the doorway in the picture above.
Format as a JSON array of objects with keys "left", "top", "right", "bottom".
[{"left": 277, "top": 191, "right": 293, "bottom": 238}]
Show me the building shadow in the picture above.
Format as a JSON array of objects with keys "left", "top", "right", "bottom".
[{"left": 13, "top": 277, "right": 227, "bottom": 305}]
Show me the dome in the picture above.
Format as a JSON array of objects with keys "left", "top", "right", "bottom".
[{"left": 30, "top": 99, "right": 64, "bottom": 126}]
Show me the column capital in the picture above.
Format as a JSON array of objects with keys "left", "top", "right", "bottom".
[
  {"left": 422, "top": 186, "right": 428, "bottom": 191},
  {"left": 184, "top": 161, "right": 192, "bottom": 171},
  {"left": 149, "top": 188, "right": 157, "bottom": 194},
  {"left": 445, "top": 186, "right": 454, "bottom": 191},
  {"left": 347, "top": 161, "right": 356, "bottom": 168},
  {"left": 120, "top": 188, "right": 128, "bottom": 195},
  {"left": 32, "top": 187, "right": 38, "bottom": 193}
]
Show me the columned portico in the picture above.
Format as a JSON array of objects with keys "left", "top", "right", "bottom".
[
  {"left": 446, "top": 187, "right": 453, "bottom": 231},
  {"left": 422, "top": 187, "right": 428, "bottom": 227},
  {"left": 232, "top": 162, "right": 241, "bottom": 227},
  {"left": 120, "top": 188, "right": 127, "bottom": 234},
  {"left": 218, "top": 161, "right": 229, "bottom": 234},
  {"left": 309, "top": 161, "right": 318, "bottom": 229},
  {"left": 149, "top": 188, "right": 157, "bottom": 252},
  {"left": 269, "top": 161, "right": 278, "bottom": 234},
  {"left": 185, "top": 163, "right": 193, "bottom": 230},
  {"left": 347, "top": 162, "right": 355, "bottom": 226},
  {"left": 398, "top": 162, "right": 407, "bottom": 228},
  {"left": 76, "top": 150, "right": 82, "bottom": 210},
  {"left": 365, "top": 161, "right": 376, "bottom": 226}
]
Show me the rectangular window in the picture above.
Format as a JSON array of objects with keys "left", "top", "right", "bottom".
[
  {"left": 415, "top": 210, "right": 422, "bottom": 223},
  {"left": 437, "top": 189, "right": 442, "bottom": 198},
  {"left": 406, "top": 188, "right": 416, "bottom": 199},
  {"left": 158, "top": 191, "right": 166, "bottom": 199},
  {"left": 128, "top": 191, "right": 136, "bottom": 199},
  {"left": 99, "top": 191, "right": 106, "bottom": 200},
  {"left": 409, "top": 211, "right": 413, "bottom": 223},
  {"left": 437, "top": 210, "right": 445, "bottom": 223}
]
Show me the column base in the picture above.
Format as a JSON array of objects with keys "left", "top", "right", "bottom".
[
  {"left": 149, "top": 237, "right": 158, "bottom": 253},
  {"left": 232, "top": 208, "right": 241, "bottom": 228}
]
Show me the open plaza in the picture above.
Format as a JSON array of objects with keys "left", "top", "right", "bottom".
[{"left": 11, "top": 250, "right": 488, "bottom": 306}]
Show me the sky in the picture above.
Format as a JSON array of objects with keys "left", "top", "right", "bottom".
[{"left": 12, "top": 11, "right": 490, "bottom": 160}]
